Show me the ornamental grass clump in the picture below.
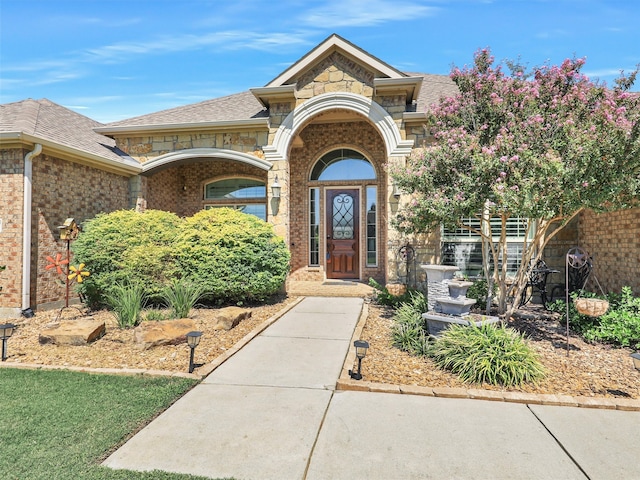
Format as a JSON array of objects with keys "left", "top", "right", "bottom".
[
  {"left": 162, "top": 279, "right": 205, "bottom": 319},
  {"left": 106, "top": 282, "right": 147, "bottom": 329},
  {"left": 427, "top": 323, "right": 545, "bottom": 387},
  {"left": 391, "top": 291, "right": 430, "bottom": 355}
]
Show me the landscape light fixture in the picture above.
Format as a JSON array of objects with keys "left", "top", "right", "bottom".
[
  {"left": 0, "top": 323, "right": 15, "bottom": 361},
  {"left": 631, "top": 353, "right": 640, "bottom": 371},
  {"left": 186, "top": 331, "right": 203, "bottom": 373},
  {"left": 271, "top": 175, "right": 281, "bottom": 199},
  {"left": 349, "top": 340, "right": 369, "bottom": 380}
]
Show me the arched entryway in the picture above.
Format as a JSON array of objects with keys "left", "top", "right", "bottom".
[{"left": 287, "top": 116, "right": 387, "bottom": 283}]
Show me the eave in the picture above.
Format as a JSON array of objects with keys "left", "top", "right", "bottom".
[
  {"left": 0, "top": 131, "right": 141, "bottom": 176},
  {"left": 94, "top": 118, "right": 269, "bottom": 136}
]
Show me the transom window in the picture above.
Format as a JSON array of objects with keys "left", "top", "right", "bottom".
[
  {"left": 204, "top": 178, "right": 266, "bottom": 221},
  {"left": 310, "top": 149, "right": 376, "bottom": 181}
]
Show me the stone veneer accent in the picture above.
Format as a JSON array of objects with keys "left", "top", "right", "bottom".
[{"left": 114, "top": 130, "right": 268, "bottom": 163}]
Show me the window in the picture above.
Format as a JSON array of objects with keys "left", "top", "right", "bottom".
[
  {"left": 309, "top": 188, "right": 320, "bottom": 266},
  {"left": 442, "top": 216, "right": 531, "bottom": 276},
  {"left": 204, "top": 178, "right": 266, "bottom": 221},
  {"left": 310, "top": 149, "right": 376, "bottom": 181},
  {"left": 366, "top": 186, "right": 377, "bottom": 266}
]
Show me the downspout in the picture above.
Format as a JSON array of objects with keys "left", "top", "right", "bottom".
[{"left": 22, "top": 143, "right": 42, "bottom": 312}]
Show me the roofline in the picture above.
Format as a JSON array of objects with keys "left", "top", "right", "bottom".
[
  {"left": 0, "top": 131, "right": 141, "bottom": 175},
  {"left": 266, "top": 33, "right": 406, "bottom": 87},
  {"left": 94, "top": 117, "right": 269, "bottom": 136}
]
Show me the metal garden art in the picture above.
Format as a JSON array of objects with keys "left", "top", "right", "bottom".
[
  {"left": 45, "top": 218, "right": 90, "bottom": 319},
  {"left": 564, "top": 247, "right": 608, "bottom": 355}
]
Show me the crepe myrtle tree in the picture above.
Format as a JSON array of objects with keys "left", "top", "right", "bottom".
[{"left": 392, "top": 48, "right": 639, "bottom": 316}]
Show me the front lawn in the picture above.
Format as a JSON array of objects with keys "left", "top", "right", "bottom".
[{"left": 0, "top": 368, "right": 218, "bottom": 480}]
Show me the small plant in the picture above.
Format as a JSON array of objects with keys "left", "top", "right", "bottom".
[
  {"left": 144, "top": 309, "right": 173, "bottom": 321},
  {"left": 466, "top": 278, "right": 488, "bottom": 311},
  {"left": 391, "top": 291, "right": 430, "bottom": 355},
  {"left": 106, "top": 282, "right": 147, "bottom": 328},
  {"left": 427, "top": 323, "right": 545, "bottom": 387},
  {"left": 368, "top": 278, "right": 416, "bottom": 307},
  {"left": 161, "top": 279, "right": 205, "bottom": 319}
]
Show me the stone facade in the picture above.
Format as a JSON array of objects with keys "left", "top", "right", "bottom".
[{"left": 114, "top": 130, "right": 268, "bottom": 163}]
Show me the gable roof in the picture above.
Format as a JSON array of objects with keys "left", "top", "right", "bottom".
[
  {"left": 266, "top": 33, "right": 407, "bottom": 87},
  {"left": 0, "top": 98, "right": 140, "bottom": 174}
]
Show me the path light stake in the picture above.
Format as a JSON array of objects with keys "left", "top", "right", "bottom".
[
  {"left": 349, "top": 340, "right": 369, "bottom": 380},
  {"left": 0, "top": 323, "right": 15, "bottom": 361},
  {"left": 186, "top": 331, "right": 203, "bottom": 373},
  {"left": 631, "top": 353, "right": 640, "bottom": 371}
]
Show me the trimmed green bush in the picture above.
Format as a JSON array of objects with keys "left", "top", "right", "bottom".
[
  {"left": 174, "top": 208, "right": 289, "bottom": 303},
  {"left": 72, "top": 208, "right": 290, "bottom": 308},
  {"left": 427, "top": 323, "right": 545, "bottom": 387},
  {"left": 72, "top": 209, "right": 182, "bottom": 308}
]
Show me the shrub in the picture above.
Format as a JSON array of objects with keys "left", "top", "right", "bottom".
[
  {"left": 548, "top": 286, "right": 640, "bottom": 348},
  {"left": 161, "top": 279, "right": 204, "bottom": 319},
  {"left": 174, "top": 208, "right": 290, "bottom": 304},
  {"left": 368, "top": 278, "right": 417, "bottom": 307},
  {"left": 466, "top": 278, "right": 488, "bottom": 311},
  {"left": 427, "top": 323, "right": 545, "bottom": 387},
  {"left": 106, "top": 282, "right": 147, "bottom": 328},
  {"left": 72, "top": 208, "right": 290, "bottom": 308},
  {"left": 72, "top": 210, "right": 182, "bottom": 308}
]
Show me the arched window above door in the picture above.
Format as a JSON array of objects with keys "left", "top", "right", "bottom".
[{"left": 310, "top": 148, "right": 376, "bottom": 181}]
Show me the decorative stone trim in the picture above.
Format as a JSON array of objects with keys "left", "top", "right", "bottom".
[
  {"left": 263, "top": 92, "right": 414, "bottom": 162},
  {"left": 141, "top": 148, "right": 273, "bottom": 173}
]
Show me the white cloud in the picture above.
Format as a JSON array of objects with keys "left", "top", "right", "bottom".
[{"left": 300, "top": 0, "right": 438, "bottom": 27}]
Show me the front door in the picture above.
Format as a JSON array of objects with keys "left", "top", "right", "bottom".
[{"left": 326, "top": 189, "right": 359, "bottom": 279}]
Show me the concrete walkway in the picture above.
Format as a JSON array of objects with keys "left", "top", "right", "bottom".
[{"left": 104, "top": 297, "right": 640, "bottom": 480}]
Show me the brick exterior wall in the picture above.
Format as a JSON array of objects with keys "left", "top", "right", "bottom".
[
  {"left": 1, "top": 149, "right": 131, "bottom": 313},
  {"left": 579, "top": 208, "right": 640, "bottom": 295},
  {"left": 0, "top": 148, "right": 25, "bottom": 311},
  {"left": 30, "top": 154, "right": 130, "bottom": 309}
]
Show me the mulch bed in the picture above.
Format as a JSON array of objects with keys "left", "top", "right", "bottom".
[{"left": 359, "top": 302, "right": 640, "bottom": 399}]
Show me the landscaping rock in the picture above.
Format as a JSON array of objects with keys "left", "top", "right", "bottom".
[
  {"left": 39, "top": 319, "right": 106, "bottom": 346},
  {"left": 134, "top": 319, "right": 197, "bottom": 350},
  {"left": 212, "top": 307, "right": 251, "bottom": 331}
]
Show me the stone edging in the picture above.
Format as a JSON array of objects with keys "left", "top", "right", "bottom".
[
  {"left": 339, "top": 300, "right": 640, "bottom": 412},
  {"left": 0, "top": 296, "right": 306, "bottom": 381}
]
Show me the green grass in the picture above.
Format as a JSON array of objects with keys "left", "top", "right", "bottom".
[{"left": 0, "top": 368, "right": 224, "bottom": 480}]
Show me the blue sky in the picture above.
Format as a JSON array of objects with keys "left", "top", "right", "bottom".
[{"left": 1, "top": 0, "right": 638, "bottom": 124}]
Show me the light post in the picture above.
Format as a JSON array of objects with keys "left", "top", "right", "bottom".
[
  {"left": 186, "top": 331, "right": 202, "bottom": 373},
  {"left": 349, "top": 340, "right": 369, "bottom": 380},
  {"left": 0, "top": 323, "right": 15, "bottom": 361}
]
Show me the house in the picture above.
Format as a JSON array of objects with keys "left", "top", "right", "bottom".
[{"left": 1, "top": 34, "right": 637, "bottom": 317}]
